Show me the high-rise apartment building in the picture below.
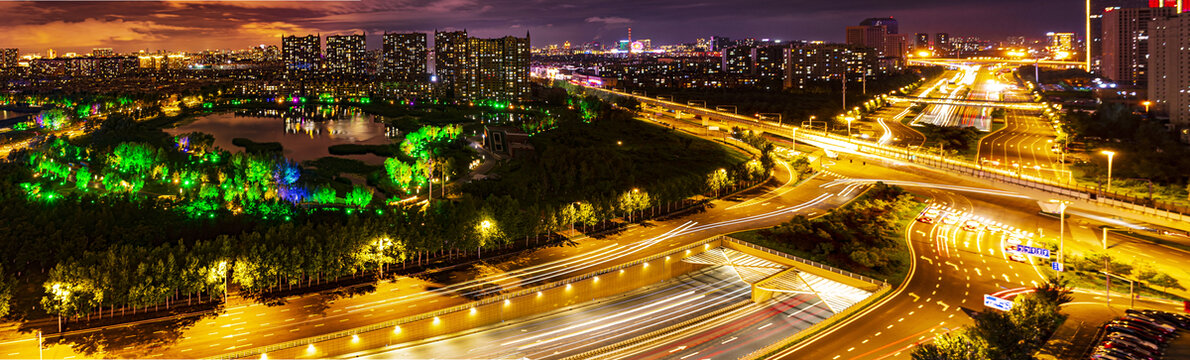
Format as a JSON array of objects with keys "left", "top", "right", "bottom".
[
  {"left": 282, "top": 34, "right": 320, "bottom": 74},
  {"left": 460, "top": 34, "right": 530, "bottom": 102},
  {"left": 1088, "top": 0, "right": 1176, "bottom": 71},
  {"left": 847, "top": 22, "right": 907, "bottom": 63},
  {"left": 915, "top": 33, "right": 930, "bottom": 50},
  {"left": 1148, "top": 12, "right": 1190, "bottom": 128},
  {"left": 382, "top": 32, "right": 427, "bottom": 80},
  {"left": 859, "top": 17, "right": 899, "bottom": 34},
  {"left": 751, "top": 45, "right": 786, "bottom": 79},
  {"left": 434, "top": 30, "right": 469, "bottom": 98},
  {"left": 325, "top": 33, "right": 367, "bottom": 78},
  {"left": 0, "top": 49, "right": 17, "bottom": 69},
  {"left": 92, "top": 48, "right": 114, "bottom": 58},
  {"left": 1102, "top": 7, "right": 1173, "bottom": 87},
  {"left": 721, "top": 46, "right": 753, "bottom": 74},
  {"left": 1047, "top": 32, "right": 1076, "bottom": 53},
  {"left": 934, "top": 33, "right": 951, "bottom": 57},
  {"left": 434, "top": 31, "right": 529, "bottom": 101},
  {"left": 784, "top": 44, "right": 876, "bottom": 89}
]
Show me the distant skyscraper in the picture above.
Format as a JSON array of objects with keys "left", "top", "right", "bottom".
[
  {"left": 847, "top": 24, "right": 907, "bottom": 60},
  {"left": 282, "top": 34, "right": 320, "bottom": 74},
  {"left": 92, "top": 48, "right": 114, "bottom": 57},
  {"left": 722, "top": 46, "right": 752, "bottom": 74},
  {"left": 1147, "top": 11, "right": 1190, "bottom": 128},
  {"left": 935, "top": 33, "right": 951, "bottom": 56},
  {"left": 325, "top": 34, "right": 366, "bottom": 78},
  {"left": 0, "top": 48, "right": 17, "bottom": 69},
  {"left": 859, "top": 17, "right": 899, "bottom": 34},
  {"left": 1088, "top": 0, "right": 1162, "bottom": 71},
  {"left": 1102, "top": 7, "right": 1173, "bottom": 87},
  {"left": 382, "top": 32, "right": 427, "bottom": 80},
  {"left": 434, "top": 30, "right": 469, "bottom": 98},
  {"left": 915, "top": 33, "right": 930, "bottom": 50}
]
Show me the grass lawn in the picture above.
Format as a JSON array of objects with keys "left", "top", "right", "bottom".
[{"left": 729, "top": 189, "right": 924, "bottom": 286}]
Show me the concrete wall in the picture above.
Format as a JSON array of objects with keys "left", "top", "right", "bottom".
[{"left": 251, "top": 239, "right": 724, "bottom": 359}]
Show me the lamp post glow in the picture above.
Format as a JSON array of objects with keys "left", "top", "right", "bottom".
[
  {"left": 845, "top": 116, "right": 855, "bottom": 141},
  {"left": 1142, "top": 100, "right": 1151, "bottom": 112},
  {"left": 791, "top": 127, "right": 799, "bottom": 154},
  {"left": 1049, "top": 199, "right": 1069, "bottom": 267},
  {"left": 1101, "top": 150, "right": 1115, "bottom": 193}
]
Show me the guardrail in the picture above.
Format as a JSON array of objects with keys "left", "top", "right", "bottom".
[
  {"left": 741, "top": 283, "right": 893, "bottom": 360},
  {"left": 720, "top": 237, "right": 886, "bottom": 287},
  {"left": 593, "top": 87, "right": 1190, "bottom": 224},
  {"left": 212, "top": 236, "right": 724, "bottom": 359}
]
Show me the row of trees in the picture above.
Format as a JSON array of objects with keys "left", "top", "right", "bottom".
[{"left": 913, "top": 277, "right": 1072, "bottom": 360}]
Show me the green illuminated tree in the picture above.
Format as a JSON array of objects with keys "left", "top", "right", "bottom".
[
  {"left": 346, "top": 186, "right": 373, "bottom": 208},
  {"left": 75, "top": 167, "right": 92, "bottom": 191}
]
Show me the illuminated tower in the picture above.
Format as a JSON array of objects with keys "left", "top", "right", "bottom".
[{"left": 1101, "top": 7, "right": 1173, "bottom": 87}]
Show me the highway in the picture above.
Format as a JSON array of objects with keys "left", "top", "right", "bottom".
[
  {"left": 10, "top": 122, "right": 869, "bottom": 359},
  {"left": 344, "top": 265, "right": 837, "bottom": 360},
  {"left": 769, "top": 155, "right": 1189, "bottom": 360}
]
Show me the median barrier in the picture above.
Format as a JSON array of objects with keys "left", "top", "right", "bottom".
[{"left": 722, "top": 237, "right": 884, "bottom": 292}]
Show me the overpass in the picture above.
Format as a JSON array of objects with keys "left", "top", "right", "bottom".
[
  {"left": 584, "top": 86, "right": 1190, "bottom": 226},
  {"left": 908, "top": 57, "right": 1085, "bottom": 69},
  {"left": 887, "top": 96, "right": 1045, "bottom": 110}
]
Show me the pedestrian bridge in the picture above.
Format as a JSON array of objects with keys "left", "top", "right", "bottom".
[{"left": 888, "top": 96, "right": 1046, "bottom": 110}]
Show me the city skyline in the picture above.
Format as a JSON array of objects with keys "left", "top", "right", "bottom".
[{"left": 0, "top": 0, "right": 1085, "bottom": 53}]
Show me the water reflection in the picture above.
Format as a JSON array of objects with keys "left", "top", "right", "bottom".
[{"left": 166, "top": 107, "right": 394, "bottom": 165}]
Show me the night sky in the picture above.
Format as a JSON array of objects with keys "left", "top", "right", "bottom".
[{"left": 2, "top": 0, "right": 1083, "bottom": 53}]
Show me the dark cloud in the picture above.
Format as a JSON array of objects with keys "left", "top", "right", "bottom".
[{"left": 0, "top": 0, "right": 1082, "bottom": 53}]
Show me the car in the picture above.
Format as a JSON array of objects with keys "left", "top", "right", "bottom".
[
  {"left": 1132, "top": 309, "right": 1190, "bottom": 330},
  {"left": 1107, "top": 324, "right": 1167, "bottom": 342},
  {"left": 986, "top": 224, "right": 1004, "bottom": 233},
  {"left": 941, "top": 214, "right": 961, "bottom": 225},
  {"left": 1089, "top": 352, "right": 1126, "bottom": 360},
  {"left": 1104, "top": 337, "right": 1161, "bottom": 354},
  {"left": 1105, "top": 325, "right": 1166, "bottom": 344},
  {"left": 1008, "top": 251, "right": 1028, "bottom": 262},
  {"left": 1098, "top": 346, "right": 1155, "bottom": 360},
  {"left": 1007, "top": 236, "right": 1023, "bottom": 245},
  {"left": 1115, "top": 318, "right": 1174, "bottom": 335},
  {"left": 962, "top": 219, "right": 983, "bottom": 231},
  {"left": 1103, "top": 340, "right": 1158, "bottom": 358},
  {"left": 1125, "top": 315, "right": 1178, "bottom": 333},
  {"left": 918, "top": 209, "right": 941, "bottom": 223}
]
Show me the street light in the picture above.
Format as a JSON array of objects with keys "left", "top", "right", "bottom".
[
  {"left": 791, "top": 127, "right": 799, "bottom": 154},
  {"left": 1141, "top": 100, "right": 1152, "bottom": 112},
  {"left": 1100, "top": 150, "right": 1115, "bottom": 193},
  {"left": 845, "top": 116, "right": 855, "bottom": 140},
  {"left": 1049, "top": 199, "right": 1069, "bottom": 268}
]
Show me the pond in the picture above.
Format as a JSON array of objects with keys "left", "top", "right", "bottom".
[{"left": 166, "top": 109, "right": 395, "bottom": 165}]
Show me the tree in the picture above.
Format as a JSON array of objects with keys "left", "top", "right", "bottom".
[
  {"left": 912, "top": 330, "right": 986, "bottom": 360},
  {"left": 1034, "top": 275, "right": 1073, "bottom": 305},
  {"left": 75, "top": 167, "right": 92, "bottom": 191},
  {"left": 706, "top": 169, "right": 730, "bottom": 196},
  {"left": 345, "top": 186, "right": 373, "bottom": 208},
  {"left": 1149, "top": 273, "right": 1184, "bottom": 296}
]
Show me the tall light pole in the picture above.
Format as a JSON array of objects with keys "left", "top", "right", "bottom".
[
  {"left": 1050, "top": 199, "right": 1069, "bottom": 268},
  {"left": 791, "top": 127, "right": 799, "bottom": 154},
  {"left": 845, "top": 116, "right": 855, "bottom": 141},
  {"left": 1085, "top": 0, "right": 1093, "bottom": 71},
  {"left": 1101, "top": 150, "right": 1115, "bottom": 193}
]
